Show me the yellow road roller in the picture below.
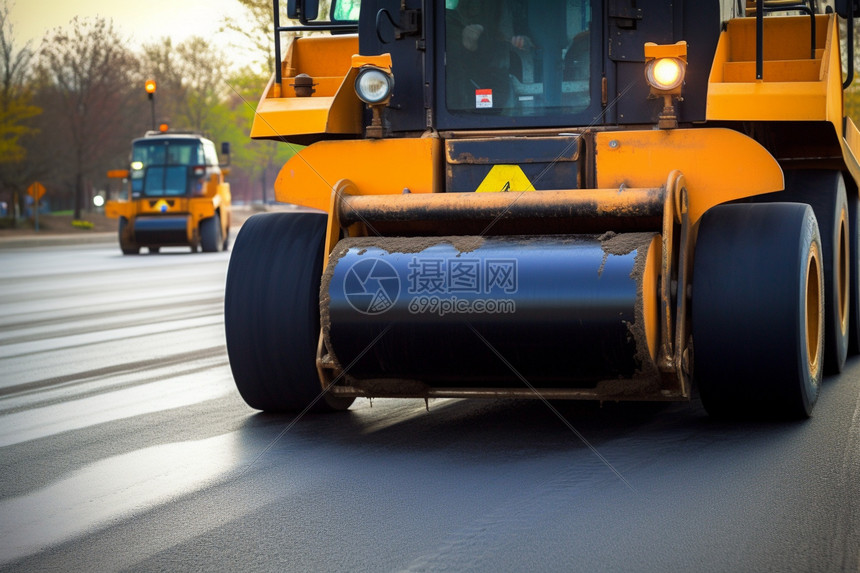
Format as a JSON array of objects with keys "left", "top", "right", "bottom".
[
  {"left": 225, "top": 0, "right": 860, "bottom": 418},
  {"left": 106, "top": 131, "right": 232, "bottom": 254}
]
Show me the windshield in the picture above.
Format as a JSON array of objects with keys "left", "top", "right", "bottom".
[
  {"left": 130, "top": 140, "right": 205, "bottom": 197},
  {"left": 445, "top": 0, "right": 591, "bottom": 117}
]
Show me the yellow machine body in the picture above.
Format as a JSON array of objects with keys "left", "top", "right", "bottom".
[
  {"left": 224, "top": 1, "right": 860, "bottom": 418},
  {"left": 105, "top": 132, "right": 232, "bottom": 253}
]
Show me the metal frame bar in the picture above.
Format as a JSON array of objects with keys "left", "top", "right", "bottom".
[
  {"left": 272, "top": 0, "right": 359, "bottom": 91},
  {"left": 753, "top": 0, "right": 817, "bottom": 80},
  {"left": 338, "top": 187, "right": 665, "bottom": 226}
]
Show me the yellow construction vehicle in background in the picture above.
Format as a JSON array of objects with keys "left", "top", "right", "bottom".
[
  {"left": 225, "top": 0, "right": 860, "bottom": 419},
  {"left": 105, "top": 129, "right": 232, "bottom": 255}
]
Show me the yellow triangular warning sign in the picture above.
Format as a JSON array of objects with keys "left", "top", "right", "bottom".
[{"left": 475, "top": 165, "right": 534, "bottom": 193}]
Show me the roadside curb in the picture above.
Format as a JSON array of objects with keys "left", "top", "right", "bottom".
[
  {"left": 0, "top": 225, "right": 250, "bottom": 250},
  {"left": 0, "top": 208, "right": 292, "bottom": 250},
  {"left": 0, "top": 232, "right": 116, "bottom": 249}
]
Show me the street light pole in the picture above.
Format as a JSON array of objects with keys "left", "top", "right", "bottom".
[{"left": 145, "top": 79, "right": 157, "bottom": 131}]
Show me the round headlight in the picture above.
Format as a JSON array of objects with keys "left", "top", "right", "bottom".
[
  {"left": 645, "top": 57, "right": 685, "bottom": 91},
  {"left": 355, "top": 68, "right": 394, "bottom": 104}
]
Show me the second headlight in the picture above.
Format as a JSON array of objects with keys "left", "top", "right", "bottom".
[
  {"left": 355, "top": 67, "right": 395, "bottom": 104},
  {"left": 645, "top": 57, "right": 686, "bottom": 92}
]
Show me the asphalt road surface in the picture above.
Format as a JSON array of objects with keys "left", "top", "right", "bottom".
[{"left": 1, "top": 237, "right": 859, "bottom": 572}]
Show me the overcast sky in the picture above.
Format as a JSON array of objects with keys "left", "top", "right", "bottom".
[{"left": 8, "top": 0, "right": 258, "bottom": 65}]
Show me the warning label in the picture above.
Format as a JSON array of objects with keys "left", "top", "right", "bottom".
[
  {"left": 475, "top": 89, "right": 493, "bottom": 108},
  {"left": 476, "top": 165, "right": 534, "bottom": 193}
]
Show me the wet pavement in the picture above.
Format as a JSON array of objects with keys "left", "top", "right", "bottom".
[{"left": 0, "top": 242, "right": 858, "bottom": 572}]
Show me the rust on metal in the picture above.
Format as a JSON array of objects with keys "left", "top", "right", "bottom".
[
  {"left": 655, "top": 170, "right": 693, "bottom": 399},
  {"left": 338, "top": 187, "right": 665, "bottom": 227}
]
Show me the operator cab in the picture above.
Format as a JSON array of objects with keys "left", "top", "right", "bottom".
[
  {"left": 130, "top": 134, "right": 222, "bottom": 199},
  {"left": 285, "top": 0, "right": 720, "bottom": 133},
  {"left": 444, "top": 0, "right": 593, "bottom": 118}
]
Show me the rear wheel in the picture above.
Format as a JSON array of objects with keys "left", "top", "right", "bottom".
[
  {"left": 200, "top": 214, "right": 223, "bottom": 253},
  {"left": 118, "top": 217, "right": 139, "bottom": 255},
  {"left": 760, "top": 171, "right": 849, "bottom": 372},
  {"left": 693, "top": 203, "right": 824, "bottom": 419},
  {"left": 224, "top": 212, "right": 353, "bottom": 413}
]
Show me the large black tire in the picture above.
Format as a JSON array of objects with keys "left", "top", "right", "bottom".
[
  {"left": 847, "top": 178, "right": 860, "bottom": 354},
  {"left": 760, "top": 170, "right": 849, "bottom": 373},
  {"left": 224, "top": 212, "right": 354, "bottom": 413},
  {"left": 692, "top": 203, "right": 824, "bottom": 419},
  {"left": 200, "top": 214, "right": 223, "bottom": 253},
  {"left": 118, "top": 217, "right": 139, "bottom": 255}
]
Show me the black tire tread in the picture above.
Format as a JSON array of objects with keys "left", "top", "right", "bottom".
[
  {"left": 761, "top": 170, "right": 849, "bottom": 373},
  {"left": 224, "top": 212, "right": 352, "bottom": 413},
  {"left": 200, "top": 215, "right": 223, "bottom": 253},
  {"left": 693, "top": 203, "right": 823, "bottom": 419},
  {"left": 119, "top": 217, "right": 139, "bottom": 255}
]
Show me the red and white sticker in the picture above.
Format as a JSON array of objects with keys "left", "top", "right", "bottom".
[{"left": 475, "top": 89, "right": 493, "bottom": 108}]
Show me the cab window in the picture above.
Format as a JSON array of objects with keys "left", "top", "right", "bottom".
[
  {"left": 130, "top": 140, "right": 204, "bottom": 197},
  {"left": 445, "top": 0, "right": 591, "bottom": 116}
]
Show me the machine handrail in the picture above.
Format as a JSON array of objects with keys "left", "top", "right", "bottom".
[{"left": 272, "top": 0, "right": 359, "bottom": 90}]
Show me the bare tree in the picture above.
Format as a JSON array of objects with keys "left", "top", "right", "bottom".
[
  {"left": 222, "top": 0, "right": 281, "bottom": 75},
  {"left": 34, "top": 17, "right": 139, "bottom": 220},
  {"left": 140, "top": 36, "right": 230, "bottom": 134},
  {"left": 220, "top": 0, "right": 335, "bottom": 73},
  {"left": 138, "top": 37, "right": 184, "bottom": 130},
  {"left": 174, "top": 37, "right": 231, "bottom": 132}
]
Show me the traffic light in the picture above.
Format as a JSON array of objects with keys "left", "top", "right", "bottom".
[{"left": 145, "top": 79, "right": 157, "bottom": 100}]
